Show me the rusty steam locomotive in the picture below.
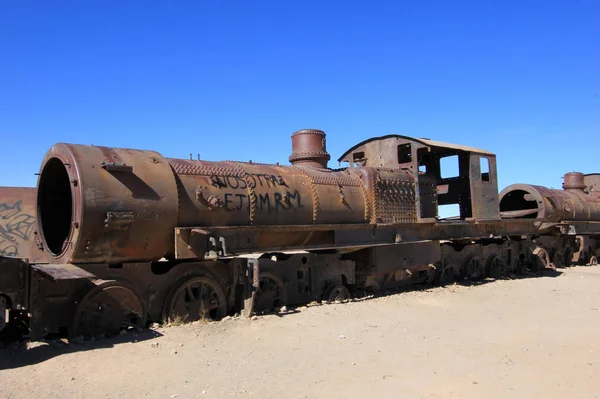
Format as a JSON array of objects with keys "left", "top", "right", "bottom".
[{"left": 1, "top": 129, "right": 599, "bottom": 340}]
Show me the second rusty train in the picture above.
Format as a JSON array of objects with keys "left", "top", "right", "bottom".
[{"left": 1, "top": 129, "right": 599, "bottom": 340}]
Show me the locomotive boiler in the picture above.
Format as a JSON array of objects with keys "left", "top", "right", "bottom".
[
  {"left": 499, "top": 172, "right": 600, "bottom": 223},
  {"left": 499, "top": 172, "right": 600, "bottom": 266},
  {"left": 35, "top": 129, "right": 376, "bottom": 265}
]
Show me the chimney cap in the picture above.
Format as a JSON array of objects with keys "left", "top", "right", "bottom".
[
  {"left": 563, "top": 172, "right": 586, "bottom": 191},
  {"left": 289, "top": 129, "right": 330, "bottom": 169}
]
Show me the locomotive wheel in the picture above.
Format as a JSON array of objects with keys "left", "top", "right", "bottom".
[
  {"left": 254, "top": 272, "right": 288, "bottom": 312},
  {"left": 69, "top": 279, "right": 147, "bottom": 339},
  {"left": 531, "top": 247, "right": 552, "bottom": 272},
  {"left": 563, "top": 246, "right": 575, "bottom": 267},
  {"left": 325, "top": 285, "right": 350, "bottom": 303},
  {"left": 435, "top": 261, "right": 459, "bottom": 286},
  {"left": 485, "top": 255, "right": 506, "bottom": 279},
  {"left": 164, "top": 275, "right": 227, "bottom": 323},
  {"left": 463, "top": 256, "right": 484, "bottom": 281},
  {"left": 590, "top": 256, "right": 599, "bottom": 266}
]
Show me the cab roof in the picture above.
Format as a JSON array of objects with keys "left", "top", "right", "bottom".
[{"left": 337, "top": 134, "right": 495, "bottom": 162}]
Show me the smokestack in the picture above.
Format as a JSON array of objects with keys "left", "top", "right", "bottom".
[
  {"left": 563, "top": 172, "right": 586, "bottom": 191},
  {"left": 289, "top": 129, "right": 330, "bottom": 169}
]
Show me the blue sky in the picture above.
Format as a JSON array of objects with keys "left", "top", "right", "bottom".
[{"left": 0, "top": 0, "right": 598, "bottom": 191}]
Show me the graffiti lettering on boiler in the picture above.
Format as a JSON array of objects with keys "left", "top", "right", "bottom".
[
  {"left": 220, "top": 191, "right": 303, "bottom": 213},
  {"left": 206, "top": 173, "right": 304, "bottom": 213},
  {"left": 0, "top": 200, "right": 36, "bottom": 257},
  {"left": 209, "top": 173, "right": 286, "bottom": 191}
]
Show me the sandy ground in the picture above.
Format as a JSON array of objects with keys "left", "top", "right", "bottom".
[{"left": 1, "top": 266, "right": 600, "bottom": 399}]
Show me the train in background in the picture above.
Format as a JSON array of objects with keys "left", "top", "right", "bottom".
[
  {"left": 0, "top": 129, "right": 599, "bottom": 341},
  {"left": 500, "top": 172, "right": 600, "bottom": 267}
]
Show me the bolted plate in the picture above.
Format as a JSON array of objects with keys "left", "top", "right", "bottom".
[{"left": 31, "top": 263, "right": 96, "bottom": 282}]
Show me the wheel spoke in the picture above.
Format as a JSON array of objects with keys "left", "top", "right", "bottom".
[
  {"left": 255, "top": 273, "right": 288, "bottom": 312},
  {"left": 165, "top": 276, "right": 227, "bottom": 323},
  {"left": 186, "top": 285, "right": 197, "bottom": 302},
  {"left": 69, "top": 280, "right": 146, "bottom": 339}
]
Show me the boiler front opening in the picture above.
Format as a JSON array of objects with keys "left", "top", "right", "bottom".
[
  {"left": 38, "top": 157, "right": 73, "bottom": 255},
  {"left": 499, "top": 189, "right": 539, "bottom": 219}
]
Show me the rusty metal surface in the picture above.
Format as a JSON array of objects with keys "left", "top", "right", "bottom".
[
  {"left": 346, "top": 167, "right": 416, "bottom": 223},
  {"left": 337, "top": 135, "right": 495, "bottom": 163},
  {"left": 499, "top": 172, "right": 600, "bottom": 224},
  {"left": 69, "top": 278, "right": 147, "bottom": 338},
  {"left": 563, "top": 172, "right": 587, "bottom": 190},
  {"left": 0, "top": 256, "right": 29, "bottom": 311},
  {"left": 30, "top": 130, "right": 597, "bottom": 281},
  {"left": 35, "top": 144, "right": 179, "bottom": 264},
  {"left": 255, "top": 252, "right": 355, "bottom": 306},
  {"left": 584, "top": 174, "right": 600, "bottom": 193},
  {"left": 174, "top": 218, "right": 546, "bottom": 259},
  {"left": 32, "top": 131, "right": 525, "bottom": 266},
  {"left": 338, "top": 134, "right": 500, "bottom": 220},
  {"left": 372, "top": 171, "right": 417, "bottom": 224},
  {"left": 468, "top": 154, "right": 500, "bottom": 220},
  {"left": 21, "top": 258, "right": 243, "bottom": 339},
  {"left": 299, "top": 167, "right": 366, "bottom": 224},
  {"left": 31, "top": 136, "right": 366, "bottom": 263},
  {"left": 6, "top": 128, "right": 600, "bottom": 341},
  {"left": 30, "top": 263, "right": 96, "bottom": 282},
  {"left": 289, "top": 129, "right": 331, "bottom": 169},
  {"left": 0, "top": 187, "right": 36, "bottom": 259},
  {"left": 171, "top": 159, "right": 312, "bottom": 227}
]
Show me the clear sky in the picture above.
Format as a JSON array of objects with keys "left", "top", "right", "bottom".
[{"left": 0, "top": 0, "right": 598, "bottom": 191}]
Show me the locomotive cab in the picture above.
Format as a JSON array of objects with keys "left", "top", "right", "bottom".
[{"left": 338, "top": 135, "right": 500, "bottom": 222}]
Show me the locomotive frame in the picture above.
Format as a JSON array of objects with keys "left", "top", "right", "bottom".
[{"left": 1, "top": 130, "right": 599, "bottom": 341}]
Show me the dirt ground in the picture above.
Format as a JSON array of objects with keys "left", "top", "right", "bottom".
[{"left": 1, "top": 266, "right": 600, "bottom": 399}]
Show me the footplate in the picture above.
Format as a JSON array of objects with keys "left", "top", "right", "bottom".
[{"left": 31, "top": 263, "right": 96, "bottom": 282}]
